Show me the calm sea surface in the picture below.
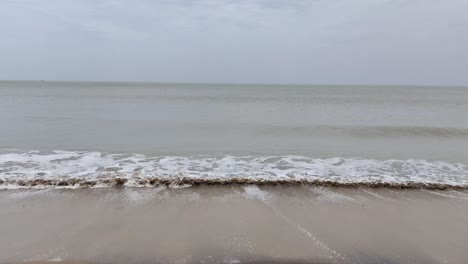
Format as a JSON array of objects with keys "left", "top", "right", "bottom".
[{"left": 1, "top": 81, "right": 467, "bottom": 188}]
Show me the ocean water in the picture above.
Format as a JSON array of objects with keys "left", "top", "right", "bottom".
[{"left": 1, "top": 81, "right": 468, "bottom": 188}]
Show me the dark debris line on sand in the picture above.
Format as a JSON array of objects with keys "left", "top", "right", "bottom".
[{"left": 0, "top": 177, "right": 466, "bottom": 190}]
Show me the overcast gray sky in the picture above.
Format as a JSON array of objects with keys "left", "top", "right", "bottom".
[{"left": 1, "top": 0, "right": 467, "bottom": 85}]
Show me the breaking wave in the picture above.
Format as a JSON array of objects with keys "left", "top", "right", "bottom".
[{"left": 1, "top": 150, "right": 468, "bottom": 189}]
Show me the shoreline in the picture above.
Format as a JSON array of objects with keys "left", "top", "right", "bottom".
[{"left": 1, "top": 178, "right": 468, "bottom": 190}]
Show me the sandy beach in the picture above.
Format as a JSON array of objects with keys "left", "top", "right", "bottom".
[{"left": 1, "top": 186, "right": 468, "bottom": 264}]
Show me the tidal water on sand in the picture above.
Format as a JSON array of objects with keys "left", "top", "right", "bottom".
[{"left": 2, "top": 81, "right": 468, "bottom": 263}]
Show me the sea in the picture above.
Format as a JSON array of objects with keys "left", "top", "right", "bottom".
[{"left": 1, "top": 81, "right": 467, "bottom": 189}]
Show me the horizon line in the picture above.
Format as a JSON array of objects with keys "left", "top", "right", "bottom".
[{"left": 1, "top": 79, "right": 467, "bottom": 88}]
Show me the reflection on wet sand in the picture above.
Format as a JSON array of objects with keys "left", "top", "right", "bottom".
[{"left": 1, "top": 187, "right": 467, "bottom": 264}]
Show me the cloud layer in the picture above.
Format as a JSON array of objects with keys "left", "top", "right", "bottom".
[{"left": 1, "top": 0, "right": 467, "bottom": 85}]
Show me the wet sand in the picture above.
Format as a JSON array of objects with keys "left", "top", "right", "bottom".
[{"left": 1, "top": 186, "right": 468, "bottom": 264}]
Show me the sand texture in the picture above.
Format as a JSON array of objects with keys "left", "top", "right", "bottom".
[{"left": 1, "top": 186, "right": 468, "bottom": 264}]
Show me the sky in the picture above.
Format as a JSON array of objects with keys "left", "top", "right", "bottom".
[{"left": 1, "top": 0, "right": 467, "bottom": 85}]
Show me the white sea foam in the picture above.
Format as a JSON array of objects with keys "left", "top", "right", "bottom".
[
  {"left": 243, "top": 186, "right": 270, "bottom": 201},
  {"left": 1, "top": 150, "right": 468, "bottom": 189}
]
